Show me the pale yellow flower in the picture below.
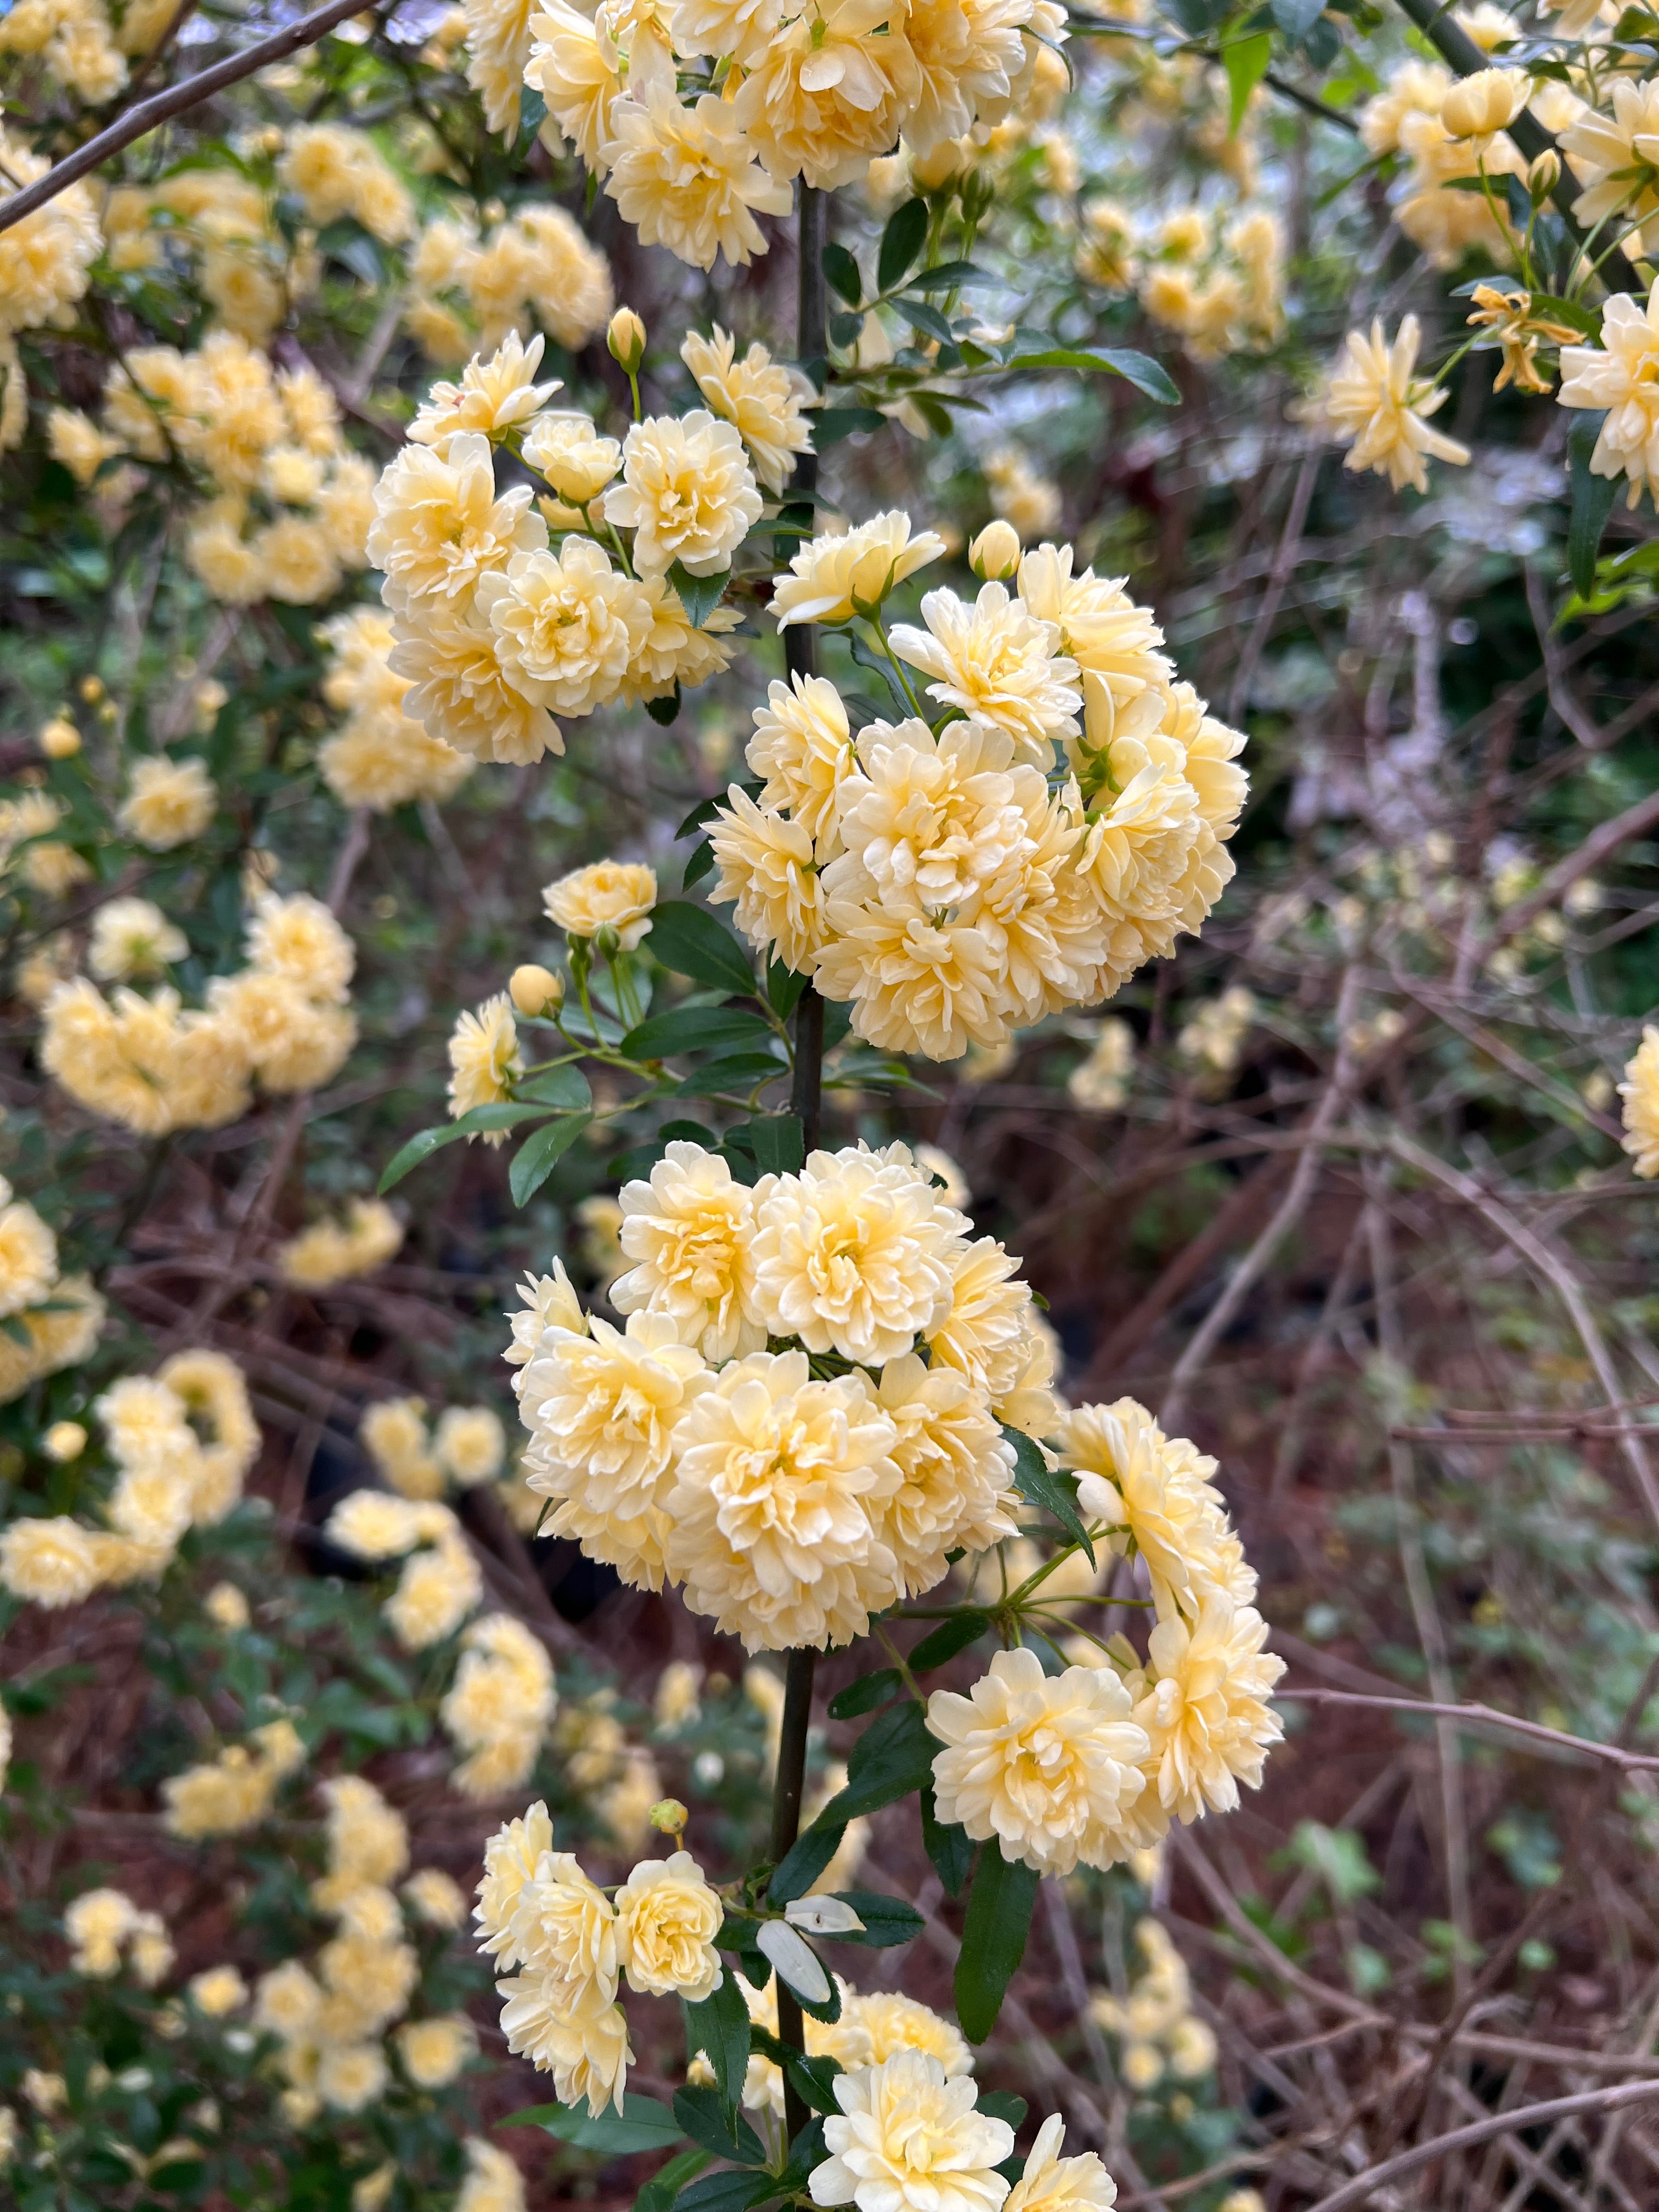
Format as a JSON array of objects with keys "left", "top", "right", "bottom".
[
  {"left": 1621, "top": 1025, "right": 1659, "bottom": 1177},
  {"left": 1559, "top": 286, "right": 1659, "bottom": 507},
  {"left": 522, "top": 411, "right": 622, "bottom": 502},
  {"left": 0, "top": 1516, "right": 101, "bottom": 1606},
  {"left": 749, "top": 1142, "right": 966, "bottom": 1364},
  {"left": 889, "top": 583, "right": 1081, "bottom": 762},
  {"left": 475, "top": 537, "right": 652, "bottom": 717},
  {"left": 870, "top": 1352, "right": 1017, "bottom": 1594},
  {"left": 682, "top": 326, "right": 816, "bottom": 492},
  {"left": 708, "top": 787, "right": 830, "bottom": 976},
  {"left": 732, "top": 0, "right": 921, "bottom": 190},
  {"left": 601, "top": 411, "right": 760, "bottom": 577},
  {"left": 464, "top": 0, "right": 537, "bottom": 132},
  {"left": 389, "top": 601, "right": 563, "bottom": 764},
  {"left": 770, "top": 511, "right": 946, "bottom": 627},
  {"left": 1131, "top": 1596, "right": 1284, "bottom": 1823},
  {"left": 519, "top": 1309, "right": 709, "bottom": 1589},
  {"left": 436, "top": 1404, "right": 507, "bottom": 1485},
  {"left": 927, "top": 1647, "right": 1152, "bottom": 1874},
  {"left": 1561, "top": 80, "right": 1659, "bottom": 255},
  {"left": 188, "top": 1964, "right": 249, "bottom": 2016},
  {"left": 369, "top": 432, "right": 547, "bottom": 605},
  {"left": 396, "top": 2014, "right": 477, "bottom": 2087},
  {"left": 117, "top": 757, "right": 216, "bottom": 850},
  {"left": 496, "top": 1969, "right": 632, "bottom": 2114},
  {"left": 809, "top": 2052, "right": 1014, "bottom": 2212},
  {"left": 404, "top": 1868, "right": 469, "bottom": 1927},
  {"left": 88, "top": 896, "right": 187, "bottom": 981},
  {"left": 1060, "top": 1398, "right": 1252, "bottom": 1612},
  {"left": 526, "top": 1, "right": 623, "bottom": 166},
  {"left": 663, "top": 1348, "right": 902, "bottom": 1650},
  {"left": 1322, "top": 317, "right": 1470, "bottom": 494},
  {"left": 614, "top": 1850, "right": 724, "bottom": 1998},
  {"left": 448, "top": 993, "right": 522, "bottom": 1130},
  {"left": 1068, "top": 1019, "right": 1135, "bottom": 1110},
  {"left": 604, "top": 88, "right": 794, "bottom": 270},
  {"left": 542, "top": 859, "right": 657, "bottom": 946},
  {"left": 747, "top": 673, "right": 856, "bottom": 843},
  {"left": 409, "top": 330, "right": 560, "bottom": 447},
  {"left": 0, "top": 1195, "right": 55, "bottom": 1318},
  {"left": 611, "top": 1139, "right": 766, "bottom": 1361},
  {"left": 318, "top": 2042, "right": 390, "bottom": 2113},
  {"left": 245, "top": 893, "right": 354, "bottom": 1002},
  {"left": 1003, "top": 2117, "right": 1116, "bottom": 2212}
]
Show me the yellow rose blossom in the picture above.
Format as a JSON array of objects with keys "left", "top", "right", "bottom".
[{"left": 542, "top": 860, "right": 657, "bottom": 946}]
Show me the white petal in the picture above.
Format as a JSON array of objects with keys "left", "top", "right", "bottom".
[
  {"left": 757, "top": 1918, "right": 833, "bottom": 2004},
  {"left": 785, "top": 1895, "right": 865, "bottom": 1936}
]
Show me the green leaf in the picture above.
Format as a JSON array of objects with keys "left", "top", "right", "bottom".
[
  {"left": 775, "top": 2117, "right": 828, "bottom": 2197},
  {"left": 1007, "top": 347, "right": 1180, "bottom": 404},
  {"left": 647, "top": 685, "right": 684, "bottom": 727},
  {"left": 677, "top": 1051, "right": 788, "bottom": 1098},
  {"left": 748, "top": 1113, "right": 805, "bottom": 1176},
  {"left": 830, "top": 1892, "right": 924, "bottom": 1948},
  {"left": 511, "top": 2095, "right": 686, "bottom": 2152},
  {"left": 904, "top": 300, "right": 956, "bottom": 348},
  {"left": 1004, "top": 1426, "right": 1094, "bottom": 1566},
  {"left": 978, "top": 2093, "right": 1028, "bottom": 2130},
  {"left": 909, "top": 1611, "right": 990, "bottom": 1673},
  {"left": 815, "top": 407, "right": 885, "bottom": 447},
  {"left": 922, "top": 1784, "right": 975, "bottom": 1898},
  {"left": 673, "top": 2173, "right": 772, "bottom": 2212},
  {"left": 828, "top": 1669, "right": 901, "bottom": 1720},
  {"left": 1222, "top": 30, "right": 1271, "bottom": 132},
  {"left": 878, "top": 200, "right": 929, "bottom": 294},
  {"left": 1271, "top": 0, "right": 1325, "bottom": 34},
  {"left": 769, "top": 1822, "right": 848, "bottom": 1905},
  {"left": 673, "top": 2086, "right": 768, "bottom": 2167},
  {"left": 639, "top": 2150, "right": 712, "bottom": 2212},
  {"left": 517, "top": 84, "right": 549, "bottom": 144},
  {"left": 1569, "top": 411, "right": 1618, "bottom": 599},
  {"left": 377, "top": 1103, "right": 554, "bottom": 1192},
  {"left": 749, "top": 2033, "right": 844, "bottom": 2116},
  {"left": 902, "top": 260, "right": 995, "bottom": 291},
  {"left": 684, "top": 1976, "right": 752, "bottom": 2123},
  {"left": 809, "top": 1699, "right": 935, "bottom": 1830},
  {"left": 509, "top": 1112, "right": 593, "bottom": 1205},
  {"left": 650, "top": 901, "right": 758, "bottom": 997},
  {"left": 623, "top": 1007, "right": 775, "bottom": 1060},
  {"left": 517, "top": 1064, "right": 592, "bottom": 1107},
  {"left": 767, "top": 958, "right": 810, "bottom": 1019},
  {"left": 685, "top": 840, "right": 716, "bottom": 891},
  {"left": 668, "top": 561, "right": 730, "bottom": 629},
  {"left": 822, "top": 241, "right": 864, "bottom": 306},
  {"left": 955, "top": 1847, "right": 1040, "bottom": 2043}
]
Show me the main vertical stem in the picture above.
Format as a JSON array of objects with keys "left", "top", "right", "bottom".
[{"left": 771, "top": 181, "right": 828, "bottom": 2145}]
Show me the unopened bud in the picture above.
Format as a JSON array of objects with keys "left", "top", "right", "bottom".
[
  {"left": 969, "top": 520, "right": 1022, "bottom": 580},
  {"left": 510, "top": 962, "right": 564, "bottom": 1018},
  {"left": 43, "top": 1420, "right": 87, "bottom": 1463},
  {"left": 38, "top": 715, "right": 80, "bottom": 760},
  {"left": 911, "top": 138, "right": 968, "bottom": 193},
  {"left": 78, "top": 675, "right": 104, "bottom": 704},
  {"left": 1440, "top": 66, "right": 1529, "bottom": 141},
  {"left": 607, "top": 307, "right": 646, "bottom": 374},
  {"left": 1528, "top": 149, "right": 1561, "bottom": 202},
  {"left": 649, "top": 1798, "right": 689, "bottom": 1835}
]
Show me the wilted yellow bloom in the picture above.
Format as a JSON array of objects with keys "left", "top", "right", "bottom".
[{"left": 1321, "top": 317, "right": 1470, "bottom": 494}]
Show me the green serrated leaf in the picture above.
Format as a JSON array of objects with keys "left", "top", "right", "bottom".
[
  {"left": 1004, "top": 1425, "right": 1094, "bottom": 1565},
  {"left": 684, "top": 1974, "right": 752, "bottom": 2124},
  {"left": 809, "top": 1699, "right": 935, "bottom": 1831},
  {"left": 650, "top": 902, "right": 758, "bottom": 998},
  {"left": 668, "top": 561, "right": 730, "bottom": 629},
  {"left": 673, "top": 2085, "right": 768, "bottom": 2167},
  {"left": 639, "top": 2149, "right": 712, "bottom": 2212},
  {"left": 509, "top": 1112, "right": 593, "bottom": 1205},
  {"left": 955, "top": 1847, "right": 1039, "bottom": 2044}
]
